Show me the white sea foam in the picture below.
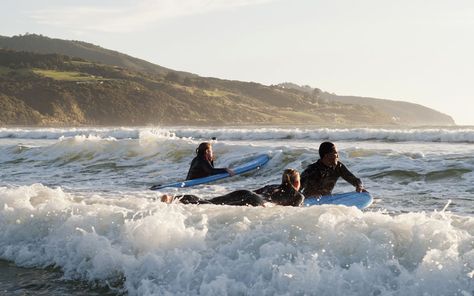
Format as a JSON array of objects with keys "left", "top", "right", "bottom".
[
  {"left": 3, "top": 126, "right": 474, "bottom": 143},
  {"left": 0, "top": 184, "right": 472, "bottom": 295},
  {"left": 167, "top": 127, "right": 474, "bottom": 143},
  {"left": 0, "top": 127, "right": 139, "bottom": 140},
  {"left": 1, "top": 126, "right": 473, "bottom": 295}
]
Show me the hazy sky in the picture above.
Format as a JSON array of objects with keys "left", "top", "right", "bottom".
[{"left": 2, "top": 0, "right": 473, "bottom": 125}]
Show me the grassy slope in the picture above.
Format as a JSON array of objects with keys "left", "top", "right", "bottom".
[
  {"left": 1, "top": 54, "right": 392, "bottom": 126},
  {"left": 0, "top": 35, "right": 455, "bottom": 126}
]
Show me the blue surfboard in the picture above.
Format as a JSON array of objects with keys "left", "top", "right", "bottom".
[
  {"left": 150, "top": 154, "right": 270, "bottom": 190},
  {"left": 304, "top": 191, "right": 373, "bottom": 209}
]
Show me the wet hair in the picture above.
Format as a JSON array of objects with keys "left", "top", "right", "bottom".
[
  {"left": 319, "top": 141, "right": 336, "bottom": 159},
  {"left": 196, "top": 142, "right": 211, "bottom": 157},
  {"left": 281, "top": 169, "right": 300, "bottom": 190}
]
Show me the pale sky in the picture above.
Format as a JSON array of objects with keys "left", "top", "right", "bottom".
[{"left": 2, "top": 0, "right": 474, "bottom": 125}]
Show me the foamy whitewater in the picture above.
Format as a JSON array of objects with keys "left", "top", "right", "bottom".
[{"left": 0, "top": 126, "right": 473, "bottom": 295}]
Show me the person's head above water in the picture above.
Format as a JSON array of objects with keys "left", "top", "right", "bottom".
[
  {"left": 319, "top": 141, "right": 336, "bottom": 158},
  {"left": 196, "top": 142, "right": 213, "bottom": 161},
  {"left": 281, "top": 168, "right": 301, "bottom": 191},
  {"left": 319, "top": 141, "right": 338, "bottom": 167}
]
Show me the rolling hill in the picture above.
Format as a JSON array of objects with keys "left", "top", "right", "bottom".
[{"left": 0, "top": 34, "right": 455, "bottom": 126}]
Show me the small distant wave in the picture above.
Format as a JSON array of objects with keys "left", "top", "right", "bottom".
[
  {"left": 0, "top": 134, "right": 192, "bottom": 167},
  {"left": 171, "top": 127, "right": 474, "bottom": 143},
  {"left": 370, "top": 168, "right": 472, "bottom": 181},
  {"left": 370, "top": 170, "right": 422, "bottom": 180},
  {"left": 0, "top": 127, "right": 175, "bottom": 140},
  {"left": 3, "top": 127, "right": 474, "bottom": 143}
]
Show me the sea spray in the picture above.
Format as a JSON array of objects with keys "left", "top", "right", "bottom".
[{"left": 1, "top": 184, "right": 473, "bottom": 295}]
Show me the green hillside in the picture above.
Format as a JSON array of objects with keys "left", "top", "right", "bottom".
[
  {"left": 0, "top": 34, "right": 455, "bottom": 126},
  {"left": 0, "top": 34, "right": 184, "bottom": 76}
]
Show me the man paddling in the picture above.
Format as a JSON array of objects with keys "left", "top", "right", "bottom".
[{"left": 300, "top": 141, "right": 366, "bottom": 197}]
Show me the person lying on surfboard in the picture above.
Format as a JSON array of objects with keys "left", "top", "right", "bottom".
[
  {"left": 253, "top": 168, "right": 304, "bottom": 206},
  {"left": 161, "top": 169, "right": 304, "bottom": 207},
  {"left": 186, "top": 142, "right": 235, "bottom": 180},
  {"left": 300, "top": 141, "right": 366, "bottom": 197}
]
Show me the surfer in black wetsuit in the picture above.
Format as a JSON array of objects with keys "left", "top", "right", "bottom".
[
  {"left": 160, "top": 169, "right": 304, "bottom": 207},
  {"left": 300, "top": 141, "right": 366, "bottom": 197},
  {"left": 186, "top": 142, "right": 234, "bottom": 180}
]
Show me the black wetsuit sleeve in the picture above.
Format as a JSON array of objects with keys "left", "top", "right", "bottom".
[
  {"left": 255, "top": 184, "right": 304, "bottom": 207},
  {"left": 253, "top": 186, "right": 265, "bottom": 194},
  {"left": 270, "top": 189, "right": 305, "bottom": 206},
  {"left": 178, "top": 191, "right": 262, "bottom": 206},
  {"left": 178, "top": 195, "right": 212, "bottom": 204},
  {"left": 338, "top": 162, "right": 362, "bottom": 187},
  {"left": 253, "top": 185, "right": 278, "bottom": 197},
  {"left": 209, "top": 163, "right": 228, "bottom": 174},
  {"left": 209, "top": 190, "right": 263, "bottom": 206},
  {"left": 186, "top": 157, "right": 228, "bottom": 180}
]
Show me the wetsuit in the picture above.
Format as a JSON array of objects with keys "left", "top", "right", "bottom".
[
  {"left": 186, "top": 155, "right": 228, "bottom": 180},
  {"left": 177, "top": 190, "right": 263, "bottom": 206},
  {"left": 300, "top": 159, "right": 362, "bottom": 197},
  {"left": 175, "top": 181, "right": 304, "bottom": 207},
  {"left": 254, "top": 184, "right": 304, "bottom": 206}
]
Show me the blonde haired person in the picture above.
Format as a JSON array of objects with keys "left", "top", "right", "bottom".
[{"left": 254, "top": 169, "right": 304, "bottom": 206}]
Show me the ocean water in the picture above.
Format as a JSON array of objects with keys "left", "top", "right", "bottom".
[{"left": 0, "top": 126, "right": 473, "bottom": 296}]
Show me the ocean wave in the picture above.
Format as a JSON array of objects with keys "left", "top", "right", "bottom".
[
  {"left": 0, "top": 132, "right": 192, "bottom": 166},
  {"left": 370, "top": 168, "right": 472, "bottom": 182},
  {"left": 3, "top": 127, "right": 474, "bottom": 143},
  {"left": 170, "top": 127, "right": 474, "bottom": 143},
  {"left": 0, "top": 184, "right": 472, "bottom": 295},
  {"left": 0, "top": 127, "right": 176, "bottom": 140}
]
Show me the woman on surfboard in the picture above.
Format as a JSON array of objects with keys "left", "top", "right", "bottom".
[{"left": 186, "top": 142, "right": 235, "bottom": 180}]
